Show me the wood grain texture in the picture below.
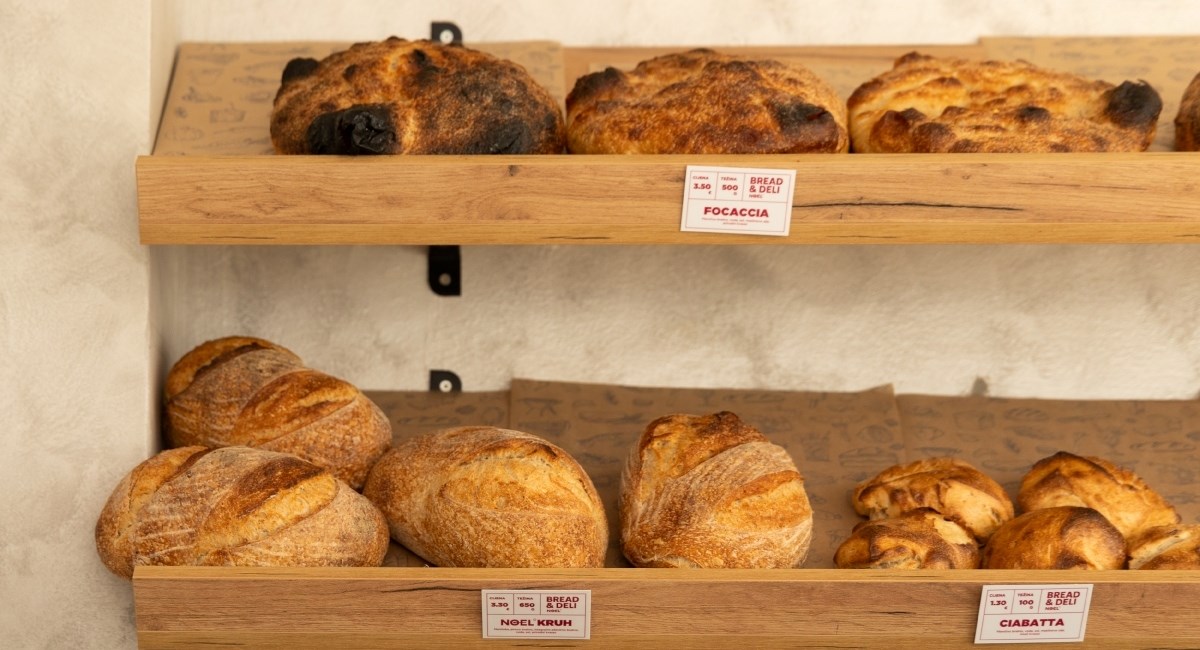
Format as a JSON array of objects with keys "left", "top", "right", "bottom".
[
  {"left": 133, "top": 566, "right": 1200, "bottom": 648},
  {"left": 136, "top": 152, "right": 1200, "bottom": 244}
]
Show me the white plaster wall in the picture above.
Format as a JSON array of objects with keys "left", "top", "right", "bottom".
[
  {"left": 5, "top": 2, "right": 1200, "bottom": 649},
  {"left": 0, "top": 1, "right": 151, "bottom": 648}
]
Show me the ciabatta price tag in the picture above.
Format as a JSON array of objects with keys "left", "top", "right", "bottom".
[
  {"left": 975, "top": 584, "right": 1093, "bottom": 644},
  {"left": 680, "top": 165, "right": 796, "bottom": 236},
  {"left": 481, "top": 589, "right": 591, "bottom": 640}
]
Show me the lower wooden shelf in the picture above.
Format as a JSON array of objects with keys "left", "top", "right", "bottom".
[{"left": 133, "top": 566, "right": 1200, "bottom": 648}]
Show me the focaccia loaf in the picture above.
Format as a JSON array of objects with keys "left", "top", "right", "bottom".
[
  {"left": 95, "top": 446, "right": 389, "bottom": 579},
  {"left": 848, "top": 51, "right": 1162, "bottom": 153},
  {"left": 165, "top": 336, "right": 391, "bottom": 490},
  {"left": 852, "top": 456, "right": 1014, "bottom": 543},
  {"left": 620, "top": 412, "right": 813, "bottom": 568},
  {"left": 566, "top": 49, "right": 848, "bottom": 154},
  {"left": 271, "top": 37, "right": 565, "bottom": 155},
  {"left": 363, "top": 427, "right": 608, "bottom": 568}
]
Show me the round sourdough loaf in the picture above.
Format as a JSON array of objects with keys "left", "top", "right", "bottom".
[
  {"left": 363, "top": 426, "right": 608, "bottom": 568},
  {"left": 165, "top": 336, "right": 391, "bottom": 490},
  {"left": 95, "top": 446, "right": 389, "bottom": 579},
  {"left": 620, "top": 411, "right": 813, "bottom": 568}
]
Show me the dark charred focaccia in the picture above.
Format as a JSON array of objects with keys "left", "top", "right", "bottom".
[
  {"left": 271, "top": 37, "right": 565, "bottom": 155},
  {"left": 566, "top": 49, "right": 848, "bottom": 154},
  {"left": 848, "top": 52, "right": 1162, "bottom": 153}
]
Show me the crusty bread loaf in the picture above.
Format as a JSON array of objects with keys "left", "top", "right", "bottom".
[
  {"left": 834, "top": 509, "right": 980, "bottom": 569},
  {"left": 363, "top": 426, "right": 608, "bottom": 568},
  {"left": 981, "top": 506, "right": 1126, "bottom": 570},
  {"left": 848, "top": 51, "right": 1161, "bottom": 153},
  {"left": 271, "top": 37, "right": 565, "bottom": 155},
  {"left": 165, "top": 336, "right": 391, "bottom": 490},
  {"left": 95, "top": 446, "right": 389, "bottom": 579},
  {"left": 620, "top": 412, "right": 813, "bottom": 568},
  {"left": 1129, "top": 524, "right": 1200, "bottom": 570},
  {"left": 852, "top": 456, "right": 1013, "bottom": 543},
  {"left": 1175, "top": 71, "right": 1200, "bottom": 151},
  {"left": 566, "top": 49, "right": 848, "bottom": 154},
  {"left": 1018, "top": 451, "right": 1179, "bottom": 542}
]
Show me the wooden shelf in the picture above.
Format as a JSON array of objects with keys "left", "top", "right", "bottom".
[
  {"left": 137, "top": 36, "right": 1200, "bottom": 246},
  {"left": 133, "top": 566, "right": 1200, "bottom": 648},
  {"left": 137, "top": 152, "right": 1200, "bottom": 245}
]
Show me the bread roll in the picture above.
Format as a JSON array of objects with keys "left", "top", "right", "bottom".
[
  {"left": 95, "top": 446, "right": 389, "bottom": 579},
  {"left": 981, "top": 506, "right": 1126, "bottom": 570},
  {"left": 620, "top": 412, "right": 813, "bottom": 568},
  {"left": 1176, "top": 71, "right": 1200, "bottom": 151},
  {"left": 1018, "top": 451, "right": 1179, "bottom": 542},
  {"left": 363, "top": 426, "right": 607, "bottom": 568},
  {"left": 835, "top": 509, "right": 980, "bottom": 569},
  {"left": 1129, "top": 524, "right": 1200, "bottom": 570},
  {"left": 852, "top": 457, "right": 1013, "bottom": 543},
  {"left": 165, "top": 336, "right": 391, "bottom": 489}
]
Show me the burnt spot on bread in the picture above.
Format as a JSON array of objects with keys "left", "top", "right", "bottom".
[
  {"left": 1103, "top": 80, "right": 1163, "bottom": 129},
  {"left": 566, "top": 67, "right": 625, "bottom": 109},
  {"left": 409, "top": 48, "right": 442, "bottom": 85},
  {"left": 1016, "top": 105, "right": 1051, "bottom": 123},
  {"left": 305, "top": 104, "right": 396, "bottom": 155},
  {"left": 281, "top": 57, "right": 319, "bottom": 85},
  {"left": 770, "top": 100, "right": 831, "bottom": 130},
  {"left": 342, "top": 64, "right": 358, "bottom": 81}
]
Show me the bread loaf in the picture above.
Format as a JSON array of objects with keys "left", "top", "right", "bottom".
[
  {"left": 852, "top": 456, "right": 1013, "bottom": 543},
  {"left": 620, "top": 412, "right": 813, "bottom": 568},
  {"left": 981, "top": 506, "right": 1126, "bottom": 570},
  {"left": 95, "top": 446, "right": 389, "bottom": 579},
  {"left": 1129, "top": 524, "right": 1200, "bottom": 570},
  {"left": 1176, "top": 71, "right": 1200, "bottom": 151},
  {"left": 834, "top": 509, "right": 980, "bottom": 569},
  {"left": 363, "top": 426, "right": 608, "bottom": 568},
  {"left": 1018, "top": 451, "right": 1179, "bottom": 542},
  {"left": 165, "top": 336, "right": 391, "bottom": 489}
]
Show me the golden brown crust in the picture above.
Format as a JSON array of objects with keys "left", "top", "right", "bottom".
[
  {"left": 566, "top": 49, "right": 848, "bottom": 154},
  {"left": 96, "top": 447, "right": 388, "bottom": 579},
  {"left": 981, "top": 506, "right": 1127, "bottom": 570},
  {"left": 834, "top": 509, "right": 980, "bottom": 569},
  {"left": 848, "top": 51, "right": 1162, "bottom": 153},
  {"left": 852, "top": 457, "right": 1014, "bottom": 543},
  {"left": 620, "top": 412, "right": 813, "bottom": 568},
  {"left": 1018, "top": 451, "right": 1179, "bottom": 542},
  {"left": 94, "top": 446, "right": 212, "bottom": 578},
  {"left": 165, "top": 336, "right": 391, "bottom": 489},
  {"left": 362, "top": 427, "right": 608, "bottom": 568},
  {"left": 271, "top": 37, "right": 565, "bottom": 155},
  {"left": 1175, "top": 72, "right": 1200, "bottom": 151},
  {"left": 1129, "top": 524, "right": 1200, "bottom": 570}
]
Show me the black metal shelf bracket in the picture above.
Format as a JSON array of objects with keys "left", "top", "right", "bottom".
[
  {"left": 431, "top": 22, "right": 463, "bottom": 45},
  {"left": 429, "top": 370, "right": 463, "bottom": 393},
  {"left": 427, "top": 245, "right": 461, "bottom": 296}
]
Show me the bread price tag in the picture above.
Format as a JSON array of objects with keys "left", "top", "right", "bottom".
[
  {"left": 680, "top": 165, "right": 796, "bottom": 236},
  {"left": 481, "top": 589, "right": 591, "bottom": 640},
  {"left": 974, "top": 584, "right": 1093, "bottom": 644}
]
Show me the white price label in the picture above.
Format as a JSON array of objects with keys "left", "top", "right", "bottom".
[
  {"left": 481, "top": 589, "right": 590, "bottom": 640},
  {"left": 680, "top": 165, "right": 796, "bottom": 236},
  {"left": 975, "top": 584, "right": 1093, "bottom": 644}
]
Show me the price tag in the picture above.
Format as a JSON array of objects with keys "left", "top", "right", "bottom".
[
  {"left": 975, "top": 584, "right": 1093, "bottom": 644},
  {"left": 481, "top": 589, "right": 590, "bottom": 640},
  {"left": 680, "top": 165, "right": 796, "bottom": 236}
]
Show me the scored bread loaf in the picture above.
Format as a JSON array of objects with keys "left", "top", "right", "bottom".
[
  {"left": 363, "top": 426, "right": 608, "bottom": 568},
  {"left": 1018, "top": 451, "right": 1179, "bottom": 543},
  {"left": 834, "top": 509, "right": 980, "bottom": 569},
  {"left": 852, "top": 456, "right": 1013, "bottom": 543},
  {"left": 981, "top": 506, "right": 1126, "bottom": 570},
  {"left": 95, "top": 446, "right": 389, "bottom": 579},
  {"left": 165, "top": 336, "right": 391, "bottom": 490},
  {"left": 620, "top": 412, "right": 813, "bottom": 568}
]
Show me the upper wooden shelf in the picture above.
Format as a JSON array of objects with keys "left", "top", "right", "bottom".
[{"left": 138, "top": 37, "right": 1200, "bottom": 245}]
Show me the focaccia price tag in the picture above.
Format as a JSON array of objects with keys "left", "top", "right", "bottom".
[
  {"left": 481, "top": 589, "right": 591, "bottom": 640},
  {"left": 680, "top": 165, "right": 796, "bottom": 236},
  {"left": 975, "top": 584, "right": 1093, "bottom": 644}
]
